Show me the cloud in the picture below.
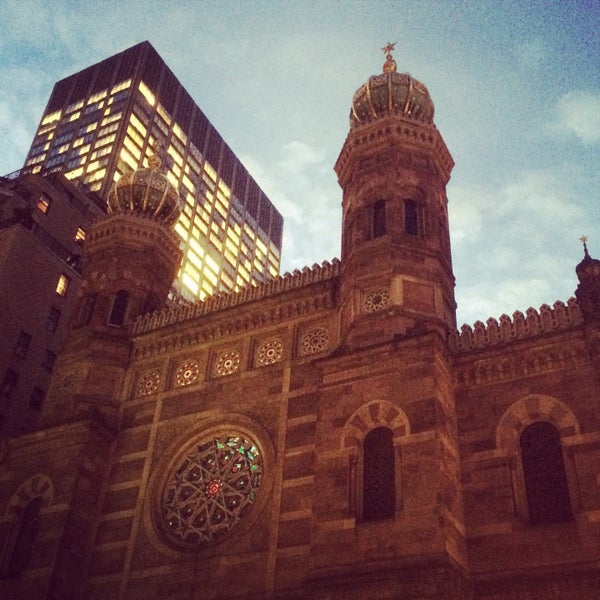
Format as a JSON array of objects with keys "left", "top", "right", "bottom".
[
  {"left": 452, "top": 166, "right": 587, "bottom": 326},
  {"left": 513, "top": 38, "right": 548, "bottom": 70},
  {"left": 241, "top": 140, "right": 341, "bottom": 273},
  {"left": 554, "top": 90, "right": 600, "bottom": 144}
]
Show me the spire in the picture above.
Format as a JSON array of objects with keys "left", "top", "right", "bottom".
[
  {"left": 580, "top": 235, "right": 590, "bottom": 259},
  {"left": 382, "top": 42, "right": 397, "bottom": 73}
]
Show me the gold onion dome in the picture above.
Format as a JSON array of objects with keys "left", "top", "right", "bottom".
[
  {"left": 108, "top": 152, "right": 183, "bottom": 226},
  {"left": 350, "top": 42, "right": 435, "bottom": 128}
]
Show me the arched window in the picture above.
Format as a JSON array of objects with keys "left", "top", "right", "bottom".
[
  {"left": 108, "top": 289, "right": 129, "bottom": 326},
  {"left": 76, "top": 293, "right": 97, "bottom": 327},
  {"left": 371, "top": 199, "right": 386, "bottom": 238},
  {"left": 520, "top": 422, "right": 572, "bottom": 525},
  {"left": 6, "top": 496, "right": 42, "bottom": 577},
  {"left": 362, "top": 427, "right": 395, "bottom": 521},
  {"left": 404, "top": 199, "right": 419, "bottom": 236}
]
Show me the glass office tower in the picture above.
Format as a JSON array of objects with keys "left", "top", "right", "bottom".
[{"left": 22, "top": 41, "right": 283, "bottom": 301}]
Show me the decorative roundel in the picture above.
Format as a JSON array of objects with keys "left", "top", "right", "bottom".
[
  {"left": 162, "top": 435, "right": 263, "bottom": 546},
  {"left": 214, "top": 351, "right": 241, "bottom": 377},
  {"left": 300, "top": 327, "right": 329, "bottom": 356},
  {"left": 175, "top": 359, "right": 200, "bottom": 387},
  {"left": 137, "top": 370, "right": 160, "bottom": 397},
  {"left": 256, "top": 339, "right": 284, "bottom": 366},
  {"left": 363, "top": 288, "right": 391, "bottom": 313}
]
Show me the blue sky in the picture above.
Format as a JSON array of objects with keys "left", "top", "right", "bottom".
[{"left": 1, "top": 0, "right": 599, "bottom": 325}]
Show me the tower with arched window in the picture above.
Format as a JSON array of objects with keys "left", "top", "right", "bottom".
[{"left": 335, "top": 46, "right": 456, "bottom": 348}]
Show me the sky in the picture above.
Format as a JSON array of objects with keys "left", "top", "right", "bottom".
[{"left": 1, "top": 0, "right": 599, "bottom": 326}]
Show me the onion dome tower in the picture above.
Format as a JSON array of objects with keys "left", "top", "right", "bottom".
[
  {"left": 77, "top": 151, "right": 184, "bottom": 330},
  {"left": 335, "top": 44, "right": 455, "bottom": 346},
  {"left": 42, "top": 151, "right": 183, "bottom": 427},
  {"left": 575, "top": 236, "right": 600, "bottom": 322}
]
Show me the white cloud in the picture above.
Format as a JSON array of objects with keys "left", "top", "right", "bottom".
[{"left": 554, "top": 90, "right": 600, "bottom": 144}]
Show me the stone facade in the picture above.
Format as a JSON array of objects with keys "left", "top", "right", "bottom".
[{"left": 0, "top": 54, "right": 599, "bottom": 599}]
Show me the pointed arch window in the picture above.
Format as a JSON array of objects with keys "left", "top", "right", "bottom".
[
  {"left": 108, "top": 289, "right": 129, "bottom": 326},
  {"left": 520, "top": 422, "right": 572, "bottom": 525},
  {"left": 404, "top": 199, "right": 419, "bottom": 236},
  {"left": 371, "top": 199, "right": 386, "bottom": 239},
  {"left": 5, "top": 496, "right": 42, "bottom": 577},
  {"left": 362, "top": 427, "right": 395, "bottom": 521}
]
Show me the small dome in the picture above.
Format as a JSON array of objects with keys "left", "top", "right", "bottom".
[
  {"left": 350, "top": 44, "right": 435, "bottom": 128},
  {"left": 108, "top": 154, "right": 182, "bottom": 226},
  {"left": 576, "top": 238, "right": 600, "bottom": 282}
]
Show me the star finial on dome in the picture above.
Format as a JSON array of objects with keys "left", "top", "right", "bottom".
[
  {"left": 580, "top": 235, "right": 591, "bottom": 259},
  {"left": 382, "top": 42, "right": 397, "bottom": 73}
]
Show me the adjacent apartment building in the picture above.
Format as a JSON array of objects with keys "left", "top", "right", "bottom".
[{"left": 0, "top": 172, "right": 105, "bottom": 435}]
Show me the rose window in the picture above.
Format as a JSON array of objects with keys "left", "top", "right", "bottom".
[
  {"left": 137, "top": 370, "right": 160, "bottom": 397},
  {"left": 363, "top": 288, "right": 391, "bottom": 313},
  {"left": 162, "top": 436, "right": 263, "bottom": 546},
  {"left": 300, "top": 327, "right": 329, "bottom": 356},
  {"left": 214, "top": 351, "right": 241, "bottom": 377},
  {"left": 176, "top": 359, "right": 200, "bottom": 387},
  {"left": 256, "top": 339, "right": 284, "bottom": 366}
]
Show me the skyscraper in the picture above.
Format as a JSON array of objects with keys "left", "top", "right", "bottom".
[{"left": 22, "top": 41, "right": 283, "bottom": 301}]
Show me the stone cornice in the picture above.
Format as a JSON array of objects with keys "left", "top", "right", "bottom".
[
  {"left": 335, "top": 115, "right": 454, "bottom": 185},
  {"left": 131, "top": 260, "right": 341, "bottom": 359}
]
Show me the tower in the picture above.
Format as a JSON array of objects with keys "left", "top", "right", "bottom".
[
  {"left": 575, "top": 236, "right": 600, "bottom": 323},
  {"left": 335, "top": 44, "right": 455, "bottom": 347},
  {"left": 308, "top": 46, "right": 468, "bottom": 597},
  {"left": 41, "top": 154, "right": 183, "bottom": 430},
  {"left": 21, "top": 41, "right": 283, "bottom": 301}
]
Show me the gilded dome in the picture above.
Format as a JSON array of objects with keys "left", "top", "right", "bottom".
[
  {"left": 108, "top": 154, "right": 183, "bottom": 226},
  {"left": 350, "top": 44, "right": 435, "bottom": 128}
]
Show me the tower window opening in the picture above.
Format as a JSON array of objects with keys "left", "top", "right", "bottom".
[
  {"left": 371, "top": 199, "right": 386, "bottom": 238},
  {"left": 404, "top": 199, "right": 419, "bottom": 236},
  {"left": 362, "top": 426, "right": 395, "bottom": 521},
  {"left": 520, "top": 421, "right": 572, "bottom": 525},
  {"left": 108, "top": 289, "right": 130, "bottom": 326},
  {"left": 5, "top": 496, "right": 42, "bottom": 578}
]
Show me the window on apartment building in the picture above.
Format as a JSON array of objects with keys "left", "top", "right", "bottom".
[
  {"left": 520, "top": 421, "right": 572, "bottom": 525},
  {"left": 14, "top": 331, "right": 32, "bottom": 357},
  {"left": 362, "top": 427, "right": 396, "bottom": 521},
  {"left": 1, "top": 369, "right": 18, "bottom": 397},
  {"left": 42, "top": 350, "right": 56, "bottom": 371},
  {"left": 55, "top": 273, "right": 70, "bottom": 296},
  {"left": 36, "top": 195, "right": 51, "bottom": 214},
  {"left": 29, "top": 387, "right": 45, "bottom": 412},
  {"left": 46, "top": 307, "right": 61, "bottom": 332},
  {"left": 74, "top": 227, "right": 86, "bottom": 243}
]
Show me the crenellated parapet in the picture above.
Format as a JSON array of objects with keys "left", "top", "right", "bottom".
[
  {"left": 449, "top": 298, "right": 582, "bottom": 353},
  {"left": 132, "top": 258, "right": 341, "bottom": 335}
]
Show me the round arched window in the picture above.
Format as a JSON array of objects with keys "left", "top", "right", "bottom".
[{"left": 161, "top": 435, "right": 263, "bottom": 546}]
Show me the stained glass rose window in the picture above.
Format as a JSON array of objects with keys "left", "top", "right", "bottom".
[{"left": 162, "top": 436, "right": 263, "bottom": 546}]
